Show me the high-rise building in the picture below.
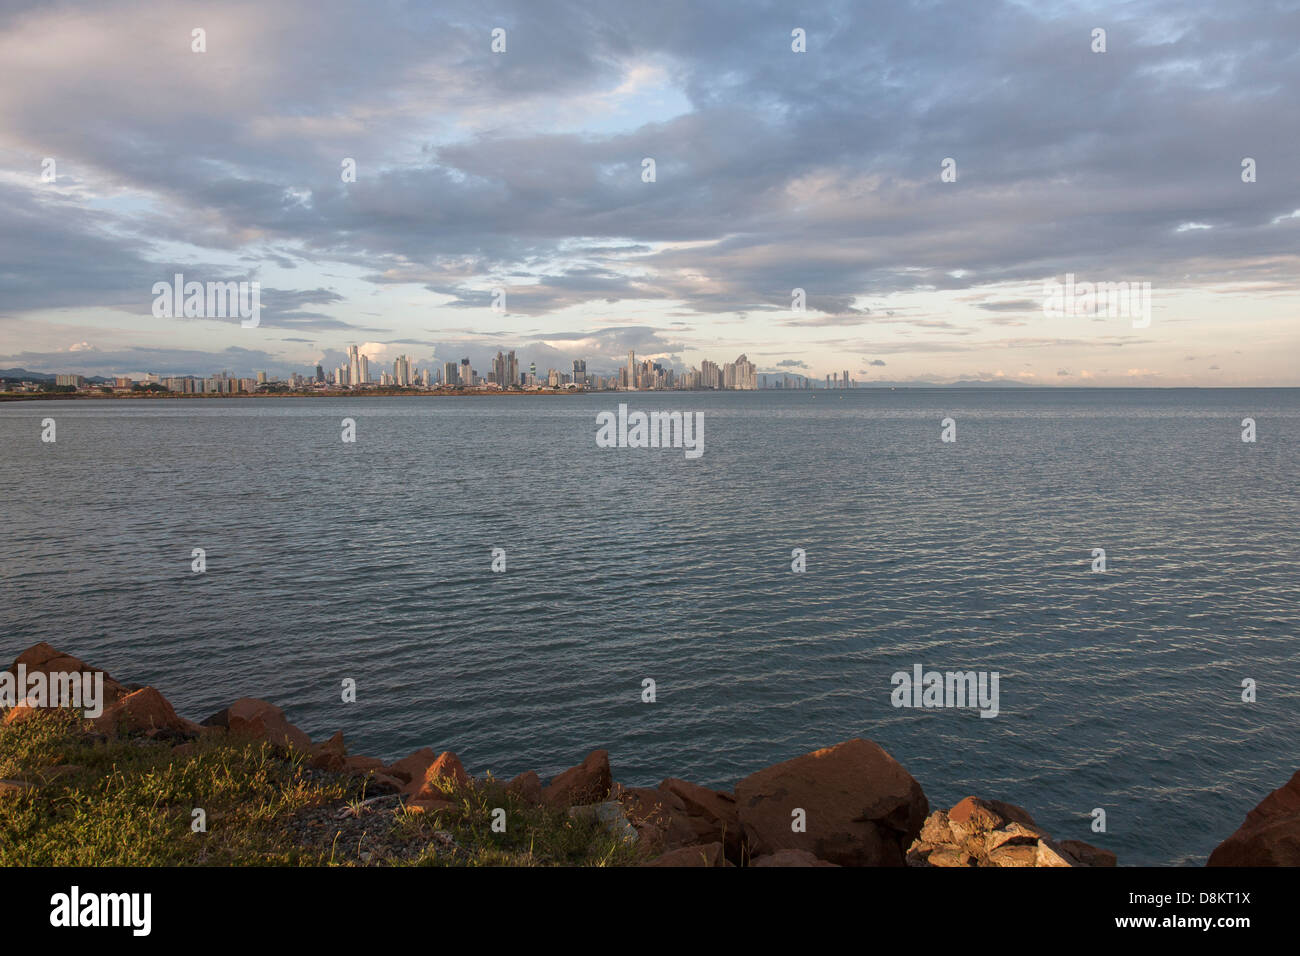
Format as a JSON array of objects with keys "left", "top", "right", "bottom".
[
  {"left": 348, "top": 345, "right": 360, "bottom": 387},
  {"left": 392, "top": 354, "right": 411, "bottom": 387},
  {"left": 573, "top": 359, "right": 586, "bottom": 385},
  {"left": 492, "top": 350, "right": 518, "bottom": 390},
  {"left": 627, "top": 351, "right": 635, "bottom": 389},
  {"left": 460, "top": 358, "right": 472, "bottom": 386},
  {"left": 443, "top": 361, "right": 458, "bottom": 386}
]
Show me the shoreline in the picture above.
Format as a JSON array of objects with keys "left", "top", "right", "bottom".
[{"left": 4, "top": 641, "right": 1296, "bottom": 867}]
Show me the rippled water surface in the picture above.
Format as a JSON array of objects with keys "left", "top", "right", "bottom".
[{"left": 2, "top": 388, "right": 1296, "bottom": 865}]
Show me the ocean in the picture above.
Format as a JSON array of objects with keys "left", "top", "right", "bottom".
[{"left": 1, "top": 387, "right": 1296, "bottom": 865}]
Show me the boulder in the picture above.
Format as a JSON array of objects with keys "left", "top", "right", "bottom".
[
  {"left": 1035, "top": 838, "right": 1080, "bottom": 867},
  {"left": 985, "top": 821, "right": 1044, "bottom": 853},
  {"left": 918, "top": 810, "right": 954, "bottom": 846},
  {"left": 948, "top": 796, "right": 1038, "bottom": 840},
  {"left": 908, "top": 796, "right": 1116, "bottom": 867},
  {"left": 660, "top": 778, "right": 742, "bottom": 858},
  {"left": 92, "top": 687, "right": 190, "bottom": 735},
  {"left": 542, "top": 749, "right": 612, "bottom": 808},
  {"left": 1059, "top": 839, "right": 1117, "bottom": 867},
  {"left": 1208, "top": 770, "right": 1300, "bottom": 866},
  {"left": 343, "top": 755, "right": 386, "bottom": 774},
  {"left": 506, "top": 770, "right": 543, "bottom": 805},
  {"left": 384, "top": 747, "right": 438, "bottom": 786},
  {"left": 617, "top": 785, "right": 707, "bottom": 851},
  {"left": 735, "top": 738, "right": 928, "bottom": 866},
  {"left": 988, "top": 844, "right": 1039, "bottom": 867},
  {"left": 751, "top": 849, "right": 839, "bottom": 867},
  {"left": 412, "top": 751, "right": 470, "bottom": 799},
  {"left": 309, "top": 731, "right": 348, "bottom": 771},
  {"left": 201, "top": 698, "right": 311, "bottom": 751},
  {"left": 7, "top": 643, "right": 132, "bottom": 707},
  {"left": 643, "top": 842, "right": 726, "bottom": 867},
  {"left": 926, "top": 846, "right": 976, "bottom": 867}
]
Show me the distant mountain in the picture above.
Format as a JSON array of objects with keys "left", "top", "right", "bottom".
[
  {"left": 0, "top": 368, "right": 113, "bottom": 384},
  {"left": 854, "top": 379, "right": 1039, "bottom": 388},
  {"left": 0, "top": 367, "right": 55, "bottom": 382}
]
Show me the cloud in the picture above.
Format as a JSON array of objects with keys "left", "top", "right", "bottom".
[{"left": 1, "top": 0, "right": 1297, "bottom": 383}]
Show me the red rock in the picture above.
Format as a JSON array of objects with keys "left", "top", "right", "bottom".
[
  {"left": 1059, "top": 839, "right": 1117, "bottom": 867},
  {"left": 751, "top": 849, "right": 839, "bottom": 867},
  {"left": 1209, "top": 770, "right": 1300, "bottom": 866},
  {"left": 642, "top": 842, "right": 726, "bottom": 867},
  {"left": 735, "top": 738, "right": 928, "bottom": 866},
  {"left": 7, "top": 643, "right": 131, "bottom": 706},
  {"left": 660, "top": 778, "right": 742, "bottom": 857},
  {"left": 201, "top": 698, "right": 311, "bottom": 751},
  {"left": 1243, "top": 770, "right": 1300, "bottom": 829},
  {"left": 542, "top": 749, "right": 612, "bottom": 808},
  {"left": 947, "top": 796, "right": 1037, "bottom": 839},
  {"left": 309, "top": 731, "right": 348, "bottom": 771},
  {"left": 384, "top": 747, "right": 437, "bottom": 785},
  {"left": 507, "top": 770, "right": 543, "bottom": 805},
  {"left": 92, "top": 687, "right": 187, "bottom": 735},
  {"left": 413, "top": 751, "right": 470, "bottom": 799},
  {"left": 343, "top": 755, "right": 386, "bottom": 773},
  {"left": 618, "top": 785, "right": 708, "bottom": 850}
]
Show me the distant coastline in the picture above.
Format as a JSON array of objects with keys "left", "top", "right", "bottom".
[{"left": 2, "top": 384, "right": 1295, "bottom": 402}]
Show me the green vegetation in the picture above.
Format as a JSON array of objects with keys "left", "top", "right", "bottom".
[{"left": 0, "top": 712, "right": 640, "bottom": 867}]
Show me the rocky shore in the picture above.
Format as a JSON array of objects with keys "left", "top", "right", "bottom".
[{"left": 3, "top": 642, "right": 1293, "bottom": 866}]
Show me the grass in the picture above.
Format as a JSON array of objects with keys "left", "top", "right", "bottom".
[{"left": 0, "top": 711, "right": 642, "bottom": 867}]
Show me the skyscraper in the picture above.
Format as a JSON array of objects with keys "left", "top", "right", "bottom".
[
  {"left": 392, "top": 354, "right": 411, "bottom": 387},
  {"left": 627, "top": 350, "right": 635, "bottom": 390},
  {"left": 573, "top": 358, "right": 586, "bottom": 385},
  {"left": 444, "top": 361, "right": 458, "bottom": 386}
]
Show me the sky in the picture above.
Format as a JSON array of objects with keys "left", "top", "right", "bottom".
[{"left": 0, "top": 0, "right": 1297, "bottom": 385}]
